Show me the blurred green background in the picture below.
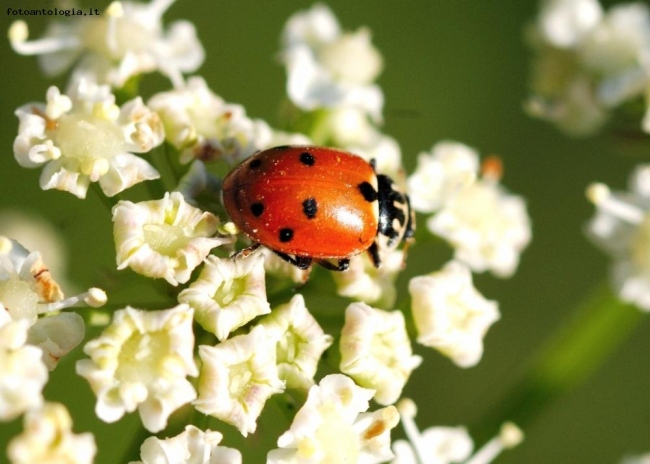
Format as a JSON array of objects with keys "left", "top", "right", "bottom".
[{"left": 1, "top": 0, "right": 649, "bottom": 462}]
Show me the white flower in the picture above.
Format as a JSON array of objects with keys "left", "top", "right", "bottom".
[
  {"left": 407, "top": 141, "right": 479, "bottom": 214},
  {"left": 621, "top": 454, "right": 650, "bottom": 464},
  {"left": 0, "top": 238, "right": 105, "bottom": 370},
  {"left": 7, "top": 402, "right": 96, "bottom": 464},
  {"left": 27, "top": 312, "right": 85, "bottom": 371},
  {"left": 391, "top": 398, "right": 523, "bottom": 464},
  {"left": 332, "top": 250, "right": 404, "bottom": 308},
  {"left": 130, "top": 425, "right": 242, "bottom": 464},
  {"left": 13, "top": 80, "right": 162, "bottom": 198},
  {"left": 408, "top": 261, "right": 500, "bottom": 368},
  {"left": 112, "top": 191, "right": 229, "bottom": 285},
  {"left": 0, "top": 310, "right": 48, "bottom": 421},
  {"left": 391, "top": 400, "right": 473, "bottom": 464},
  {"left": 281, "top": 3, "right": 384, "bottom": 122},
  {"left": 0, "top": 238, "right": 63, "bottom": 324},
  {"left": 427, "top": 169, "right": 531, "bottom": 278},
  {"left": 536, "top": 0, "right": 602, "bottom": 48},
  {"left": 259, "top": 295, "right": 333, "bottom": 389},
  {"left": 526, "top": 0, "right": 650, "bottom": 135},
  {"left": 586, "top": 167, "right": 650, "bottom": 310},
  {"left": 148, "top": 77, "right": 273, "bottom": 165},
  {"left": 178, "top": 254, "right": 270, "bottom": 341},
  {"left": 267, "top": 374, "right": 399, "bottom": 464},
  {"left": 339, "top": 302, "right": 422, "bottom": 406},
  {"left": 9, "top": 0, "right": 204, "bottom": 88},
  {"left": 194, "top": 325, "right": 284, "bottom": 436},
  {"left": 347, "top": 131, "right": 404, "bottom": 181},
  {"left": 580, "top": 3, "right": 650, "bottom": 107},
  {"left": 76, "top": 304, "right": 198, "bottom": 433}
]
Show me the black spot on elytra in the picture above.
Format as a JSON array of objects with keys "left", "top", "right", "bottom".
[
  {"left": 279, "top": 228, "right": 294, "bottom": 243},
  {"left": 302, "top": 198, "right": 317, "bottom": 219},
  {"left": 358, "top": 182, "right": 378, "bottom": 202},
  {"left": 300, "top": 152, "right": 315, "bottom": 166},
  {"left": 250, "top": 203, "right": 264, "bottom": 217},
  {"left": 249, "top": 158, "right": 262, "bottom": 169}
]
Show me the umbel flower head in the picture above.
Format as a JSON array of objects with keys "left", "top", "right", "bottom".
[
  {"left": 13, "top": 79, "right": 163, "bottom": 199},
  {"left": 8, "top": 0, "right": 204, "bottom": 88}
]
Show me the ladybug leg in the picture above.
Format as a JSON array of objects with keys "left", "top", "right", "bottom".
[
  {"left": 316, "top": 258, "right": 350, "bottom": 272},
  {"left": 231, "top": 243, "right": 261, "bottom": 259},
  {"left": 367, "top": 242, "right": 382, "bottom": 268},
  {"left": 273, "top": 251, "right": 313, "bottom": 270}
]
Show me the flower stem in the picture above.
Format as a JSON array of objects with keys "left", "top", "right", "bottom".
[{"left": 471, "top": 284, "right": 646, "bottom": 444}]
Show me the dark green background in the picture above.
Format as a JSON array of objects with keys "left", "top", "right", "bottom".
[{"left": 1, "top": 1, "right": 649, "bottom": 462}]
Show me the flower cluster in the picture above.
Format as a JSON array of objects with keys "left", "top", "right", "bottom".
[
  {"left": 526, "top": 0, "right": 650, "bottom": 135},
  {"left": 5, "top": 1, "right": 533, "bottom": 462}
]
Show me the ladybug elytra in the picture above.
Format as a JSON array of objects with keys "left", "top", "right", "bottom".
[{"left": 222, "top": 146, "right": 414, "bottom": 271}]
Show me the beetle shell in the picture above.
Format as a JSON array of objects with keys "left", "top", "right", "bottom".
[{"left": 222, "top": 146, "right": 380, "bottom": 260}]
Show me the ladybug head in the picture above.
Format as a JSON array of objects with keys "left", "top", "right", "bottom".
[{"left": 375, "top": 174, "right": 415, "bottom": 253}]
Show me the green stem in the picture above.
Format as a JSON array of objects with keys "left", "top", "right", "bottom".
[{"left": 471, "top": 284, "right": 646, "bottom": 444}]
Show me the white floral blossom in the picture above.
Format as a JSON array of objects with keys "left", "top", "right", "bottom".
[
  {"left": 7, "top": 402, "right": 96, "bottom": 464},
  {"left": 537, "top": 0, "right": 602, "bottom": 48},
  {"left": 0, "top": 310, "right": 48, "bottom": 421},
  {"left": 527, "top": 0, "right": 650, "bottom": 135},
  {"left": 332, "top": 251, "right": 404, "bottom": 308},
  {"left": 391, "top": 398, "right": 523, "bottom": 464},
  {"left": 112, "top": 191, "right": 229, "bottom": 285},
  {"left": 261, "top": 248, "right": 310, "bottom": 283},
  {"left": 76, "top": 305, "right": 198, "bottom": 433},
  {"left": 0, "top": 238, "right": 102, "bottom": 370},
  {"left": 9, "top": 0, "right": 204, "bottom": 88},
  {"left": 148, "top": 77, "right": 274, "bottom": 165},
  {"left": 407, "top": 141, "right": 480, "bottom": 214},
  {"left": 408, "top": 261, "right": 500, "bottom": 368},
  {"left": 267, "top": 374, "right": 399, "bottom": 464},
  {"left": 281, "top": 3, "right": 384, "bottom": 122},
  {"left": 259, "top": 295, "right": 333, "bottom": 389},
  {"left": 194, "top": 325, "right": 284, "bottom": 436},
  {"left": 178, "top": 253, "right": 270, "bottom": 341},
  {"left": 427, "top": 166, "right": 531, "bottom": 278},
  {"left": 391, "top": 399, "right": 473, "bottom": 464},
  {"left": 339, "top": 302, "right": 422, "bottom": 406},
  {"left": 13, "top": 80, "right": 162, "bottom": 198},
  {"left": 129, "top": 425, "right": 242, "bottom": 464},
  {"left": 586, "top": 166, "right": 650, "bottom": 310}
]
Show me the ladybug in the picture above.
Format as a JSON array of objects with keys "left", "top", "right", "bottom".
[{"left": 222, "top": 146, "right": 414, "bottom": 271}]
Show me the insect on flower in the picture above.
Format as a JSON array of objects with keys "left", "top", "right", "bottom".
[{"left": 222, "top": 146, "right": 415, "bottom": 271}]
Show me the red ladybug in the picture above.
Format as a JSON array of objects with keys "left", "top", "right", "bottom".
[{"left": 222, "top": 146, "right": 414, "bottom": 271}]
